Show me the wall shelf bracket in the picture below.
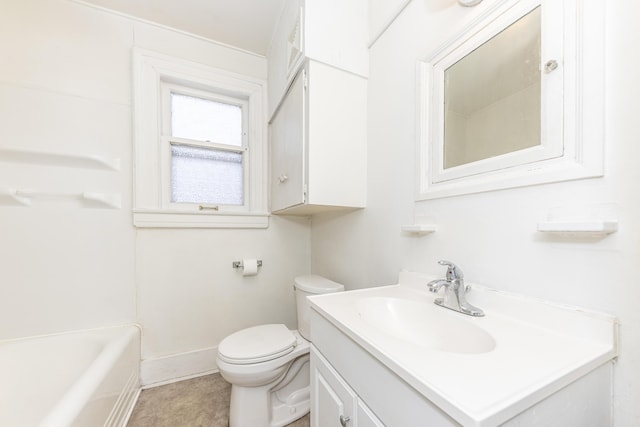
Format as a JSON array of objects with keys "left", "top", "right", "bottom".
[
  {"left": 0, "top": 188, "right": 121, "bottom": 209},
  {"left": 536, "top": 220, "right": 618, "bottom": 235},
  {"left": 0, "top": 147, "right": 120, "bottom": 171},
  {"left": 401, "top": 224, "right": 437, "bottom": 235}
]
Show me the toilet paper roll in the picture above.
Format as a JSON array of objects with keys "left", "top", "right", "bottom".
[{"left": 242, "top": 259, "right": 259, "bottom": 276}]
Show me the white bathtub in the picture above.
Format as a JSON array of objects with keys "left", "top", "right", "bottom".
[{"left": 0, "top": 325, "right": 141, "bottom": 427}]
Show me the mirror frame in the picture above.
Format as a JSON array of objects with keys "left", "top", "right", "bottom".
[{"left": 416, "top": 0, "right": 604, "bottom": 200}]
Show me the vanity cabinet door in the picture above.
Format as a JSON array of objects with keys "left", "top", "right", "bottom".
[
  {"left": 357, "top": 401, "right": 385, "bottom": 427},
  {"left": 311, "top": 347, "right": 356, "bottom": 427}
]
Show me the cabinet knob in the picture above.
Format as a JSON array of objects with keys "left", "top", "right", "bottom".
[
  {"left": 339, "top": 415, "right": 351, "bottom": 426},
  {"left": 278, "top": 174, "right": 289, "bottom": 183},
  {"left": 544, "top": 59, "right": 559, "bottom": 73}
]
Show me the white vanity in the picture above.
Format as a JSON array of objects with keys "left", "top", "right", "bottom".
[{"left": 308, "top": 272, "right": 617, "bottom": 426}]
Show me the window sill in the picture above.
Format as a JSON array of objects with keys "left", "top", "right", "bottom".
[{"left": 133, "top": 210, "right": 270, "bottom": 229}]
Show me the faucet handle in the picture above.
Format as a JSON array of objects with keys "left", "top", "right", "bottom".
[{"left": 438, "top": 260, "right": 464, "bottom": 281}]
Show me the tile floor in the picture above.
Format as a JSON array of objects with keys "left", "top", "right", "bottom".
[{"left": 127, "top": 373, "right": 310, "bottom": 427}]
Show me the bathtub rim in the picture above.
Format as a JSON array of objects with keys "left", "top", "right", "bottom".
[{"left": 0, "top": 323, "right": 142, "bottom": 427}]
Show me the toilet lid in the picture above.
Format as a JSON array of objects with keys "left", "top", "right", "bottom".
[{"left": 218, "top": 324, "right": 297, "bottom": 365}]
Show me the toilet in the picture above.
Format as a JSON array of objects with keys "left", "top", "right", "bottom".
[{"left": 216, "top": 275, "right": 344, "bottom": 427}]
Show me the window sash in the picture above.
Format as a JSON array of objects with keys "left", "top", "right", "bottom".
[
  {"left": 170, "top": 93, "right": 244, "bottom": 147},
  {"left": 162, "top": 82, "right": 249, "bottom": 146},
  {"left": 160, "top": 83, "right": 250, "bottom": 212},
  {"left": 170, "top": 143, "right": 245, "bottom": 206}
]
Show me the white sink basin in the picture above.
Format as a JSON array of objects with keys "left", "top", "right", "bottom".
[
  {"left": 309, "top": 271, "right": 618, "bottom": 426},
  {"left": 355, "top": 297, "right": 496, "bottom": 354}
]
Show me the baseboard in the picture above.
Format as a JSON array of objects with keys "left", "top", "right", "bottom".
[{"left": 141, "top": 347, "right": 219, "bottom": 387}]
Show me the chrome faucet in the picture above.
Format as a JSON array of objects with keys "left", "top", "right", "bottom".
[{"left": 427, "top": 260, "right": 484, "bottom": 317}]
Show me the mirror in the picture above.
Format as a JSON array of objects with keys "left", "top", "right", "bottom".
[
  {"left": 417, "top": 0, "right": 604, "bottom": 200},
  {"left": 443, "top": 7, "right": 541, "bottom": 169}
]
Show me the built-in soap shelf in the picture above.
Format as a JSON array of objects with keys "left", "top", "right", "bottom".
[
  {"left": 401, "top": 224, "right": 437, "bottom": 235},
  {"left": 0, "top": 189, "right": 121, "bottom": 209},
  {"left": 536, "top": 220, "right": 618, "bottom": 235},
  {"left": 0, "top": 147, "right": 120, "bottom": 171}
]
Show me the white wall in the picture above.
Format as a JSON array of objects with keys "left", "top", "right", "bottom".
[
  {"left": 130, "top": 13, "right": 311, "bottom": 381},
  {"left": 0, "top": 0, "right": 311, "bottom": 384},
  {"left": 312, "top": 0, "right": 640, "bottom": 425},
  {"left": 136, "top": 217, "right": 310, "bottom": 381}
]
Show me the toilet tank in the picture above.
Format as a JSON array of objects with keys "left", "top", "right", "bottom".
[{"left": 295, "top": 275, "right": 344, "bottom": 340}]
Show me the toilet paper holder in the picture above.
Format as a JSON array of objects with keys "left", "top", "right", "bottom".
[{"left": 232, "top": 260, "right": 263, "bottom": 269}]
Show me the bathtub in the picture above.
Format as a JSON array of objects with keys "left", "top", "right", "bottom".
[{"left": 0, "top": 325, "right": 141, "bottom": 427}]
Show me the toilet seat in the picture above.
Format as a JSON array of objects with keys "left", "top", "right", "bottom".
[{"left": 218, "top": 324, "right": 297, "bottom": 365}]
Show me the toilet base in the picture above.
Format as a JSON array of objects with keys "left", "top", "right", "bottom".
[
  {"left": 270, "top": 385, "right": 310, "bottom": 427},
  {"left": 228, "top": 354, "right": 310, "bottom": 427},
  {"left": 228, "top": 382, "right": 310, "bottom": 427}
]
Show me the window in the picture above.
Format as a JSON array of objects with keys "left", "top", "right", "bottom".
[
  {"left": 163, "top": 86, "right": 247, "bottom": 207},
  {"left": 133, "top": 49, "right": 268, "bottom": 228}
]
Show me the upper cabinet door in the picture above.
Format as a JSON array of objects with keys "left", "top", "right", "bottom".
[
  {"left": 270, "top": 69, "right": 306, "bottom": 213},
  {"left": 267, "top": 0, "right": 368, "bottom": 118},
  {"left": 269, "top": 61, "right": 367, "bottom": 215}
]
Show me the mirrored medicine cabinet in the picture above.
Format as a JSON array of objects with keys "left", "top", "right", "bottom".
[{"left": 416, "top": 0, "right": 605, "bottom": 200}]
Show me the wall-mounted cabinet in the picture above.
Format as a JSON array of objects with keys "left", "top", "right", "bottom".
[
  {"left": 270, "top": 61, "right": 366, "bottom": 215},
  {"left": 416, "top": 0, "right": 605, "bottom": 200},
  {"left": 267, "top": 0, "right": 368, "bottom": 117}
]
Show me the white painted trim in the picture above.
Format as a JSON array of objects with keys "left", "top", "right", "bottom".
[
  {"left": 133, "top": 210, "right": 269, "bottom": 228},
  {"left": 141, "top": 347, "right": 219, "bottom": 387}
]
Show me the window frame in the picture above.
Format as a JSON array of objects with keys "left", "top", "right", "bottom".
[
  {"left": 161, "top": 83, "right": 250, "bottom": 211},
  {"left": 133, "top": 48, "right": 268, "bottom": 228}
]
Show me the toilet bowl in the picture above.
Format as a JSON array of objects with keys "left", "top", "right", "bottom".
[{"left": 216, "top": 275, "right": 344, "bottom": 427}]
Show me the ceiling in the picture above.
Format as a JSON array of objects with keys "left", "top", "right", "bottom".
[{"left": 79, "top": 0, "right": 287, "bottom": 55}]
